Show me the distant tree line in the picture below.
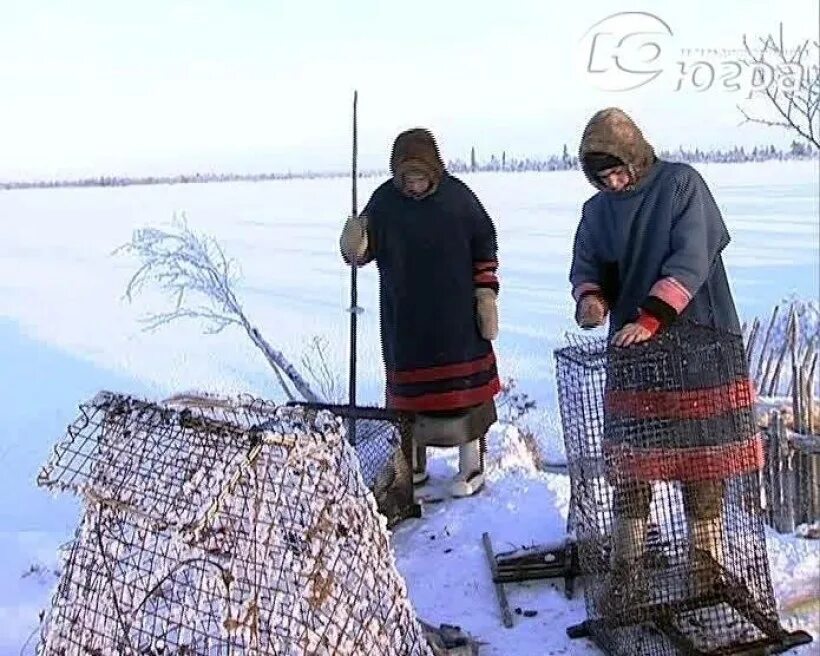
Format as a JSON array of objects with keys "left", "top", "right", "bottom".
[
  {"left": 1, "top": 141, "right": 815, "bottom": 191},
  {"left": 452, "top": 140, "right": 817, "bottom": 173}
]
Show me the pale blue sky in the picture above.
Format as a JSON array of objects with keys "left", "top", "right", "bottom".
[{"left": 0, "top": 0, "right": 816, "bottom": 179}]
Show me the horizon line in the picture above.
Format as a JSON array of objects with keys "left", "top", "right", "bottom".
[{"left": 1, "top": 143, "right": 816, "bottom": 192}]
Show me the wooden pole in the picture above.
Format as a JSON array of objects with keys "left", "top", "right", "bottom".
[
  {"left": 770, "top": 413, "right": 785, "bottom": 532},
  {"left": 482, "top": 532, "right": 514, "bottom": 628},
  {"left": 756, "top": 304, "right": 780, "bottom": 385}
]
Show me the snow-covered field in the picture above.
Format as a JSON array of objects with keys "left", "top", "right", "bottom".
[{"left": 1, "top": 160, "right": 818, "bottom": 654}]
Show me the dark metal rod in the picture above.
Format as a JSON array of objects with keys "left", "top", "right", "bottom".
[
  {"left": 348, "top": 90, "right": 359, "bottom": 410},
  {"left": 285, "top": 401, "right": 398, "bottom": 422},
  {"left": 345, "top": 90, "right": 360, "bottom": 445}
]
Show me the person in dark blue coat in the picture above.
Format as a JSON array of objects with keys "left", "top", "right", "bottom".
[
  {"left": 569, "top": 107, "right": 748, "bottom": 598},
  {"left": 340, "top": 128, "right": 501, "bottom": 498}
]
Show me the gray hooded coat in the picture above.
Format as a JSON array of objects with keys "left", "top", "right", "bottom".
[{"left": 570, "top": 108, "right": 741, "bottom": 337}]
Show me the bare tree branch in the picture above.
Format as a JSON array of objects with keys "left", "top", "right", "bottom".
[
  {"left": 139, "top": 308, "right": 242, "bottom": 334},
  {"left": 738, "top": 24, "right": 820, "bottom": 149},
  {"left": 115, "top": 215, "right": 322, "bottom": 403},
  {"left": 300, "top": 336, "right": 345, "bottom": 404}
]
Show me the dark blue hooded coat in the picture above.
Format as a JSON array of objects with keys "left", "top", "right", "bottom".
[{"left": 357, "top": 129, "right": 501, "bottom": 413}]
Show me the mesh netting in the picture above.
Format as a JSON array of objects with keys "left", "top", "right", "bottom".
[
  {"left": 555, "top": 322, "right": 797, "bottom": 656},
  {"left": 286, "top": 402, "right": 419, "bottom": 529},
  {"left": 36, "top": 392, "right": 433, "bottom": 656}
]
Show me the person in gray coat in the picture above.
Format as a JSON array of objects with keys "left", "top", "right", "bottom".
[{"left": 570, "top": 107, "right": 744, "bottom": 599}]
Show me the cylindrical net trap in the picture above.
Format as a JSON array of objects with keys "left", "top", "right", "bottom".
[
  {"left": 554, "top": 322, "right": 812, "bottom": 655},
  {"left": 286, "top": 401, "right": 420, "bottom": 528}
]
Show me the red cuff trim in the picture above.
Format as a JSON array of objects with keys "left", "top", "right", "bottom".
[
  {"left": 648, "top": 277, "right": 692, "bottom": 313},
  {"left": 636, "top": 310, "right": 661, "bottom": 335},
  {"left": 474, "top": 271, "right": 498, "bottom": 285}
]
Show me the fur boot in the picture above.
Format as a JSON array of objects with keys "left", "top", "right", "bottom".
[
  {"left": 412, "top": 441, "right": 429, "bottom": 486},
  {"left": 689, "top": 514, "right": 725, "bottom": 596},
  {"left": 600, "top": 515, "right": 650, "bottom": 614},
  {"left": 450, "top": 437, "right": 485, "bottom": 497}
]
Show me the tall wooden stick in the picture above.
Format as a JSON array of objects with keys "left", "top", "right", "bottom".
[
  {"left": 807, "top": 351, "right": 818, "bottom": 435},
  {"left": 790, "top": 307, "right": 802, "bottom": 433},
  {"left": 797, "top": 344, "right": 814, "bottom": 432},
  {"left": 760, "top": 349, "right": 777, "bottom": 396},
  {"left": 746, "top": 317, "right": 761, "bottom": 370},
  {"left": 767, "top": 309, "right": 795, "bottom": 396},
  {"left": 756, "top": 304, "right": 780, "bottom": 382}
]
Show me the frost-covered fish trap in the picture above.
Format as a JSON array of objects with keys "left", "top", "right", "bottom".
[
  {"left": 284, "top": 400, "right": 420, "bottom": 528},
  {"left": 554, "top": 323, "right": 812, "bottom": 656},
  {"left": 36, "top": 391, "right": 434, "bottom": 656}
]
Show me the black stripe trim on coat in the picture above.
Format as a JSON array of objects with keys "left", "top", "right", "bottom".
[
  {"left": 640, "top": 295, "right": 678, "bottom": 329},
  {"left": 607, "top": 367, "right": 749, "bottom": 394},
  {"left": 388, "top": 364, "right": 498, "bottom": 399},
  {"left": 604, "top": 411, "right": 757, "bottom": 449}
]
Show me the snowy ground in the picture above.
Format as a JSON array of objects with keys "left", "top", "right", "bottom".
[
  {"left": 1, "top": 160, "right": 818, "bottom": 654},
  {"left": 394, "top": 427, "right": 820, "bottom": 655}
]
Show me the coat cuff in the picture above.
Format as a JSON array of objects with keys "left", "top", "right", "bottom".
[
  {"left": 474, "top": 260, "right": 499, "bottom": 294},
  {"left": 647, "top": 277, "right": 692, "bottom": 313},
  {"left": 640, "top": 295, "right": 678, "bottom": 331},
  {"left": 573, "top": 282, "right": 605, "bottom": 303}
]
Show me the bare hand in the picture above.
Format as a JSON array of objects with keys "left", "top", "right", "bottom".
[
  {"left": 576, "top": 295, "right": 607, "bottom": 329},
  {"left": 611, "top": 322, "right": 652, "bottom": 347}
]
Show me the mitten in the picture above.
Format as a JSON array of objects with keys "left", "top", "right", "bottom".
[
  {"left": 339, "top": 214, "right": 369, "bottom": 264},
  {"left": 475, "top": 288, "right": 499, "bottom": 340},
  {"left": 575, "top": 292, "right": 607, "bottom": 329}
]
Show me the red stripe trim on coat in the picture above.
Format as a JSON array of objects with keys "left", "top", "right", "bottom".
[
  {"left": 474, "top": 272, "right": 499, "bottom": 285},
  {"left": 387, "top": 352, "right": 496, "bottom": 385},
  {"left": 387, "top": 376, "right": 501, "bottom": 411},
  {"left": 648, "top": 277, "right": 692, "bottom": 313},
  {"left": 473, "top": 260, "right": 498, "bottom": 272},
  {"left": 604, "top": 433, "right": 765, "bottom": 482},
  {"left": 572, "top": 282, "right": 602, "bottom": 302},
  {"left": 605, "top": 378, "right": 755, "bottom": 420}
]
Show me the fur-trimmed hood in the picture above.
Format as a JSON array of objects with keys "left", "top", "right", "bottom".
[
  {"left": 390, "top": 128, "right": 445, "bottom": 197},
  {"left": 579, "top": 108, "right": 656, "bottom": 191}
]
